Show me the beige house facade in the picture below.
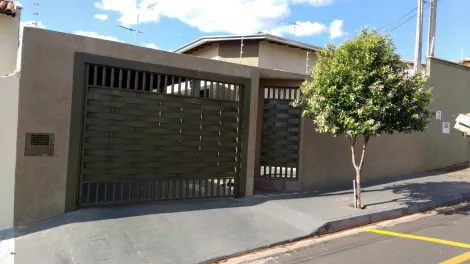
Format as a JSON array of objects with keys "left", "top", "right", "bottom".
[{"left": 175, "top": 34, "right": 319, "bottom": 75}]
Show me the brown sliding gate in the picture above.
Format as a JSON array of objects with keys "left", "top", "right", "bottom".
[
  {"left": 260, "top": 87, "right": 301, "bottom": 180},
  {"left": 70, "top": 55, "right": 249, "bottom": 207}
]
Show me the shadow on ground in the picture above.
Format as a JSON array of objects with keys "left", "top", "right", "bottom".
[{"left": 4, "top": 170, "right": 470, "bottom": 240}]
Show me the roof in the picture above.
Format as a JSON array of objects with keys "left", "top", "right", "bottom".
[
  {"left": 174, "top": 33, "right": 323, "bottom": 54},
  {"left": 0, "top": 0, "right": 15, "bottom": 16}
]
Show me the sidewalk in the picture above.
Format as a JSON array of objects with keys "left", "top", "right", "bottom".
[{"left": 2, "top": 167, "right": 470, "bottom": 264}]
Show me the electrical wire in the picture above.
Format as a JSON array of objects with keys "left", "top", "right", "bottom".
[{"left": 386, "top": 1, "right": 431, "bottom": 33}]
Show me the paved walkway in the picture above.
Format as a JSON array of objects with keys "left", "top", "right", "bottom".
[{"left": 1, "top": 168, "right": 470, "bottom": 264}]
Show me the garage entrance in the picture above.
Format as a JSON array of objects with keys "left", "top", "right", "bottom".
[{"left": 71, "top": 55, "right": 249, "bottom": 207}]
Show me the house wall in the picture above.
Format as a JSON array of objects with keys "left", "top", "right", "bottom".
[
  {"left": 189, "top": 43, "right": 220, "bottom": 60},
  {"left": 0, "top": 11, "right": 21, "bottom": 76},
  {"left": 15, "top": 27, "right": 261, "bottom": 226},
  {"left": 258, "top": 40, "right": 316, "bottom": 75},
  {"left": 0, "top": 74, "right": 20, "bottom": 231},
  {"left": 425, "top": 58, "right": 470, "bottom": 170},
  {"left": 218, "top": 40, "right": 259, "bottom": 67}
]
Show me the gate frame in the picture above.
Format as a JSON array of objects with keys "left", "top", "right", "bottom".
[{"left": 65, "top": 52, "right": 252, "bottom": 212}]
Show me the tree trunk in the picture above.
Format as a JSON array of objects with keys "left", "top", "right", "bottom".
[{"left": 347, "top": 135, "right": 370, "bottom": 209}]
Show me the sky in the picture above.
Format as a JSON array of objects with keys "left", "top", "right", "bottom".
[{"left": 18, "top": 0, "right": 470, "bottom": 61}]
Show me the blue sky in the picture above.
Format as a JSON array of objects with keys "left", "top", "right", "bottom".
[{"left": 19, "top": 0, "right": 470, "bottom": 61}]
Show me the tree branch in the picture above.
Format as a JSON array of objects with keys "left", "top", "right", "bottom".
[
  {"left": 358, "top": 135, "right": 370, "bottom": 170},
  {"left": 346, "top": 134, "right": 359, "bottom": 170}
]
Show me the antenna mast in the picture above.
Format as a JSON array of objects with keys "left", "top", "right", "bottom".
[
  {"left": 33, "top": 2, "right": 40, "bottom": 27},
  {"left": 239, "top": 37, "right": 244, "bottom": 64},
  {"left": 116, "top": 24, "right": 145, "bottom": 45}
]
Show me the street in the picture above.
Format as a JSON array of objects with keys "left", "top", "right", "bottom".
[{"left": 242, "top": 205, "right": 470, "bottom": 264}]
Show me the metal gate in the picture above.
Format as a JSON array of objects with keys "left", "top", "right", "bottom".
[
  {"left": 75, "top": 59, "right": 246, "bottom": 206},
  {"left": 260, "top": 87, "right": 301, "bottom": 180}
]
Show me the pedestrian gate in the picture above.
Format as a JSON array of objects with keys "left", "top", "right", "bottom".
[
  {"left": 260, "top": 87, "right": 301, "bottom": 180},
  {"left": 75, "top": 59, "right": 246, "bottom": 206}
]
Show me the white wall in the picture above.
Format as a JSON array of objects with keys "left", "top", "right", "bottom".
[
  {"left": 0, "top": 12, "right": 21, "bottom": 76},
  {"left": 0, "top": 74, "right": 19, "bottom": 231},
  {"left": 258, "top": 40, "right": 317, "bottom": 75}
]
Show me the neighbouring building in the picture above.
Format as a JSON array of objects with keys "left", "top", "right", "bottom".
[
  {"left": 0, "top": 0, "right": 21, "bottom": 76},
  {"left": 174, "top": 34, "right": 321, "bottom": 75},
  {"left": 458, "top": 58, "right": 470, "bottom": 67}
]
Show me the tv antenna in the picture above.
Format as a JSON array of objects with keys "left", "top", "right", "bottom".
[
  {"left": 33, "top": 2, "right": 39, "bottom": 27},
  {"left": 289, "top": 22, "right": 300, "bottom": 35},
  {"left": 116, "top": 14, "right": 145, "bottom": 45}
]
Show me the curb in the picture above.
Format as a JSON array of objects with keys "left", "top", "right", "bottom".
[
  {"left": 209, "top": 191, "right": 470, "bottom": 263},
  {"left": 316, "top": 191, "right": 470, "bottom": 235}
]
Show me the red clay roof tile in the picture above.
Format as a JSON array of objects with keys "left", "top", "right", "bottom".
[{"left": 0, "top": 1, "right": 15, "bottom": 15}]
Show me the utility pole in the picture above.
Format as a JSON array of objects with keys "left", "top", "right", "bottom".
[
  {"left": 413, "top": 0, "right": 424, "bottom": 73},
  {"left": 427, "top": 0, "right": 437, "bottom": 58}
]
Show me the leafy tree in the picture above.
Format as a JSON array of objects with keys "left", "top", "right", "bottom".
[{"left": 294, "top": 28, "right": 432, "bottom": 208}]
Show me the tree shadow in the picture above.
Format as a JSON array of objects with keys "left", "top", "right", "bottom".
[{"left": 2, "top": 171, "right": 470, "bottom": 241}]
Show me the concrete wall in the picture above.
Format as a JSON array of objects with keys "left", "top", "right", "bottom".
[
  {"left": 189, "top": 43, "right": 220, "bottom": 60},
  {"left": 425, "top": 58, "right": 470, "bottom": 170},
  {"left": 258, "top": 40, "right": 316, "bottom": 75},
  {"left": 0, "top": 74, "right": 20, "bottom": 231},
  {"left": 298, "top": 58, "right": 470, "bottom": 189},
  {"left": 15, "top": 28, "right": 261, "bottom": 226},
  {"left": 0, "top": 11, "right": 21, "bottom": 76}
]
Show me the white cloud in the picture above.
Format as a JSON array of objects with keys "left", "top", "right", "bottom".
[
  {"left": 94, "top": 0, "right": 336, "bottom": 35},
  {"left": 74, "top": 31, "right": 123, "bottom": 42},
  {"left": 291, "top": 0, "right": 334, "bottom": 6},
  {"left": 144, "top": 43, "right": 159, "bottom": 49},
  {"left": 270, "top": 21, "right": 327, "bottom": 37},
  {"left": 94, "top": 14, "right": 109, "bottom": 21},
  {"left": 329, "top": 19, "right": 345, "bottom": 39}
]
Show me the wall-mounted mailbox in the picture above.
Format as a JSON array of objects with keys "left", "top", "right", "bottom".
[{"left": 25, "top": 133, "right": 55, "bottom": 156}]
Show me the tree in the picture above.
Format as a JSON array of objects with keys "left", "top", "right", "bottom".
[{"left": 294, "top": 28, "right": 432, "bottom": 208}]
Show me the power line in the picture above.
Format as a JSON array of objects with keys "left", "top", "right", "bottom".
[
  {"left": 379, "top": 7, "right": 417, "bottom": 32},
  {"left": 386, "top": 1, "right": 431, "bottom": 33}
]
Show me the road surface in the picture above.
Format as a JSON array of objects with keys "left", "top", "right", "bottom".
[{"left": 243, "top": 205, "right": 470, "bottom": 264}]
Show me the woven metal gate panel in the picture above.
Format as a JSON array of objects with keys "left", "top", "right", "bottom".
[
  {"left": 260, "top": 87, "right": 300, "bottom": 179},
  {"left": 79, "top": 64, "right": 243, "bottom": 206}
]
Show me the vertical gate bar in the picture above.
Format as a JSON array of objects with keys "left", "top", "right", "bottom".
[
  {"left": 120, "top": 182, "right": 124, "bottom": 201},
  {"left": 150, "top": 73, "right": 154, "bottom": 92},
  {"left": 150, "top": 181, "right": 155, "bottom": 200},
  {"left": 102, "top": 67, "right": 106, "bottom": 87},
  {"left": 142, "top": 72, "right": 147, "bottom": 91},
  {"left": 87, "top": 183, "right": 90, "bottom": 204},
  {"left": 95, "top": 182, "right": 99, "bottom": 203},
  {"left": 171, "top": 76, "right": 175, "bottom": 94},
  {"left": 128, "top": 182, "right": 132, "bottom": 201},
  {"left": 205, "top": 179, "right": 209, "bottom": 197},
  {"left": 173, "top": 180, "right": 177, "bottom": 199},
  {"left": 110, "top": 68, "right": 115, "bottom": 88},
  {"left": 178, "top": 77, "right": 182, "bottom": 95},
  {"left": 232, "top": 84, "right": 236, "bottom": 101},
  {"left": 118, "top": 69, "right": 123, "bottom": 89},
  {"left": 208, "top": 81, "right": 213, "bottom": 99},
  {"left": 283, "top": 87, "right": 287, "bottom": 100},
  {"left": 93, "top": 65, "right": 98, "bottom": 86},
  {"left": 104, "top": 182, "right": 108, "bottom": 202},
  {"left": 267, "top": 87, "right": 271, "bottom": 99},
  {"left": 144, "top": 181, "right": 147, "bottom": 200},
  {"left": 222, "top": 178, "right": 226, "bottom": 196},
  {"left": 164, "top": 75, "right": 168, "bottom": 94},
  {"left": 200, "top": 80, "right": 205, "bottom": 97},
  {"left": 112, "top": 182, "right": 116, "bottom": 202},
  {"left": 221, "top": 83, "right": 225, "bottom": 101},
  {"left": 157, "top": 74, "right": 161, "bottom": 93},
  {"left": 191, "top": 180, "right": 195, "bottom": 198},
  {"left": 185, "top": 79, "right": 190, "bottom": 97},
  {"left": 135, "top": 71, "right": 139, "bottom": 91},
  {"left": 126, "top": 71, "right": 131, "bottom": 90},
  {"left": 180, "top": 180, "right": 184, "bottom": 199},
  {"left": 186, "top": 179, "right": 190, "bottom": 198}
]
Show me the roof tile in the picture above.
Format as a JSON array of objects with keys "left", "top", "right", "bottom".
[{"left": 0, "top": 1, "right": 15, "bottom": 15}]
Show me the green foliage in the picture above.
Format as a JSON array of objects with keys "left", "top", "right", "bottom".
[{"left": 294, "top": 28, "right": 432, "bottom": 138}]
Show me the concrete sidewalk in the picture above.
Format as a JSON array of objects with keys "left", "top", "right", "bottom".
[{"left": 2, "top": 167, "right": 470, "bottom": 264}]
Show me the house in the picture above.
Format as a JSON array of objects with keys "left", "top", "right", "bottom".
[
  {"left": 174, "top": 33, "right": 320, "bottom": 75},
  {"left": 0, "top": 0, "right": 21, "bottom": 76},
  {"left": 458, "top": 58, "right": 470, "bottom": 67}
]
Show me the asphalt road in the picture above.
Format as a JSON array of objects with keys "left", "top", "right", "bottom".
[{"left": 247, "top": 206, "right": 470, "bottom": 264}]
